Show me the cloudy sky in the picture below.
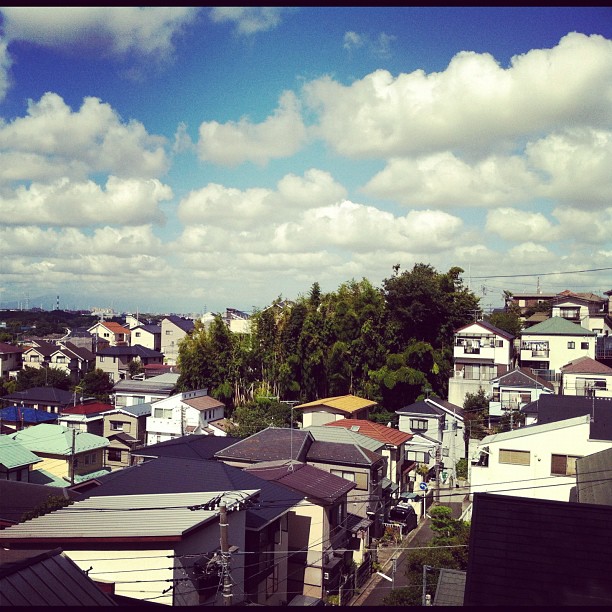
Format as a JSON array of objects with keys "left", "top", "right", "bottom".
[{"left": 0, "top": 7, "right": 611, "bottom": 315}]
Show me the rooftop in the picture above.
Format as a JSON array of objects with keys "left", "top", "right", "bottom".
[
  {"left": 8, "top": 423, "right": 109, "bottom": 455},
  {"left": 294, "top": 394, "right": 377, "bottom": 414},
  {"left": 521, "top": 316, "right": 596, "bottom": 336},
  {"left": 324, "top": 419, "right": 413, "bottom": 446}
]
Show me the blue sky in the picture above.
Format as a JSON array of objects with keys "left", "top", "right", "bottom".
[{"left": 0, "top": 7, "right": 611, "bottom": 315}]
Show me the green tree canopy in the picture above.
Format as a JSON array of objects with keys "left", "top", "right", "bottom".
[
  {"left": 80, "top": 368, "right": 114, "bottom": 402},
  {"left": 16, "top": 366, "right": 71, "bottom": 391}
]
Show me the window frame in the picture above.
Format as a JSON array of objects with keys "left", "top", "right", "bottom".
[
  {"left": 499, "top": 449, "right": 530, "bottom": 466},
  {"left": 551, "top": 453, "right": 580, "bottom": 476}
]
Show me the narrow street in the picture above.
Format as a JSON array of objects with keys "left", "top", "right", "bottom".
[{"left": 351, "top": 487, "right": 469, "bottom": 607}]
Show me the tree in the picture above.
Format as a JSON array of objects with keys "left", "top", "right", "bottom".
[
  {"left": 16, "top": 366, "right": 71, "bottom": 391},
  {"left": 384, "top": 506, "right": 470, "bottom": 606},
  {"left": 225, "top": 397, "right": 293, "bottom": 438},
  {"left": 127, "top": 359, "right": 144, "bottom": 379},
  {"left": 485, "top": 310, "right": 522, "bottom": 337},
  {"left": 463, "top": 388, "right": 490, "bottom": 441},
  {"left": 80, "top": 368, "right": 114, "bottom": 402}
]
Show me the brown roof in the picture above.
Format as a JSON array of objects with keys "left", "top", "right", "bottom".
[
  {"left": 182, "top": 395, "right": 225, "bottom": 411},
  {"left": 0, "top": 342, "right": 23, "bottom": 354},
  {"left": 244, "top": 461, "right": 356, "bottom": 504},
  {"left": 99, "top": 322, "right": 131, "bottom": 335},
  {"left": 561, "top": 356, "right": 612, "bottom": 375},
  {"left": 60, "top": 402, "right": 114, "bottom": 415},
  {"left": 294, "top": 394, "right": 377, "bottom": 414},
  {"left": 324, "top": 419, "right": 412, "bottom": 446}
]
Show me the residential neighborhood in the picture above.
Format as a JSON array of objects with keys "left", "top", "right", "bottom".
[{"left": 1, "top": 283, "right": 612, "bottom": 606}]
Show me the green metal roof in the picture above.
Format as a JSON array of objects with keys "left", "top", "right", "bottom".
[
  {"left": 8, "top": 424, "right": 109, "bottom": 456},
  {"left": 0, "top": 435, "right": 42, "bottom": 470},
  {"left": 521, "top": 317, "right": 596, "bottom": 337}
]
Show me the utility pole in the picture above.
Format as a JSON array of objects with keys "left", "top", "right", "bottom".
[
  {"left": 70, "top": 428, "right": 76, "bottom": 486},
  {"left": 219, "top": 502, "right": 233, "bottom": 606},
  {"left": 422, "top": 565, "right": 432, "bottom": 606}
]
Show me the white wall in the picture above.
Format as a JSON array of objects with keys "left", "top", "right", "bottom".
[{"left": 470, "top": 416, "right": 612, "bottom": 502}]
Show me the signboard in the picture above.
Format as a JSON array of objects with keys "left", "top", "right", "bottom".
[{"left": 419, "top": 482, "right": 428, "bottom": 491}]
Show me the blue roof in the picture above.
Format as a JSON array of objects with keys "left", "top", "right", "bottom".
[{"left": 0, "top": 407, "right": 58, "bottom": 424}]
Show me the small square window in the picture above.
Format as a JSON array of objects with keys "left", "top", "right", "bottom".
[
  {"left": 567, "top": 341, "right": 575, "bottom": 349},
  {"left": 581, "top": 342, "right": 589, "bottom": 350}
]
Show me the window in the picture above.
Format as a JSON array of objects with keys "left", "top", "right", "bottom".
[
  {"left": 56, "top": 356, "right": 65, "bottom": 363},
  {"left": 107, "top": 449, "right": 122, "bottom": 462},
  {"left": 99, "top": 356, "right": 105, "bottom": 362},
  {"left": 410, "top": 418, "right": 428, "bottom": 432},
  {"left": 567, "top": 341, "right": 575, "bottom": 349},
  {"left": 496, "top": 340, "right": 503, "bottom": 347},
  {"left": 110, "top": 421, "right": 124, "bottom": 431},
  {"left": 331, "top": 469, "right": 355, "bottom": 483},
  {"left": 30, "top": 355, "right": 39, "bottom": 362},
  {"left": 165, "top": 330, "right": 172, "bottom": 335},
  {"left": 406, "top": 451, "right": 427, "bottom": 463},
  {"left": 499, "top": 449, "right": 530, "bottom": 466},
  {"left": 154, "top": 406, "right": 173, "bottom": 419},
  {"left": 135, "top": 332, "right": 141, "bottom": 337},
  {"left": 551, "top": 454, "right": 580, "bottom": 476},
  {"left": 581, "top": 342, "right": 589, "bottom": 350}
]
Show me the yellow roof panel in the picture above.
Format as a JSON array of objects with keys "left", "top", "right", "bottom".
[{"left": 294, "top": 394, "right": 377, "bottom": 414}]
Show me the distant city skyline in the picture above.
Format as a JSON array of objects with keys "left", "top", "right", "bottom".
[{"left": 0, "top": 7, "right": 611, "bottom": 314}]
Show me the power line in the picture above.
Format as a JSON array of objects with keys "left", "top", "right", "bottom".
[{"left": 469, "top": 266, "right": 612, "bottom": 280}]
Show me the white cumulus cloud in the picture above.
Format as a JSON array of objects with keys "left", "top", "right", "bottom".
[
  {"left": 209, "top": 7, "right": 285, "bottom": 35},
  {"left": 305, "top": 33, "right": 612, "bottom": 158},
  {"left": 0, "top": 93, "right": 169, "bottom": 185},
  {"left": 197, "top": 91, "right": 307, "bottom": 166},
  {"left": 0, "top": 7, "right": 198, "bottom": 60}
]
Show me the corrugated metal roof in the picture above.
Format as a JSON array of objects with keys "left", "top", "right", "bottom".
[
  {"left": 8, "top": 424, "right": 109, "bottom": 455},
  {"left": 0, "top": 436, "right": 42, "bottom": 470},
  {"left": 0, "top": 491, "right": 258, "bottom": 542},
  {"left": 304, "top": 425, "right": 384, "bottom": 452},
  {"left": 294, "top": 394, "right": 377, "bottom": 413},
  {"left": 0, "top": 548, "right": 117, "bottom": 606}
]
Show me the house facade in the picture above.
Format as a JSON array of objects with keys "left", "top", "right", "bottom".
[
  {"left": 0, "top": 436, "right": 42, "bottom": 482},
  {"left": 322, "top": 419, "right": 413, "bottom": 492},
  {"left": 160, "top": 316, "right": 195, "bottom": 365},
  {"left": 0, "top": 342, "right": 23, "bottom": 379},
  {"left": 396, "top": 398, "right": 465, "bottom": 483},
  {"left": 95, "top": 345, "right": 164, "bottom": 383},
  {"left": 560, "top": 356, "right": 612, "bottom": 398},
  {"left": 146, "top": 389, "right": 225, "bottom": 445},
  {"left": 551, "top": 290, "right": 612, "bottom": 336},
  {"left": 112, "top": 372, "right": 179, "bottom": 407},
  {"left": 470, "top": 414, "right": 612, "bottom": 502},
  {"left": 488, "top": 367, "right": 554, "bottom": 418},
  {"left": 448, "top": 321, "right": 515, "bottom": 407},
  {"left": 57, "top": 402, "right": 115, "bottom": 436},
  {"left": 294, "top": 395, "right": 377, "bottom": 428},
  {"left": 0, "top": 491, "right": 255, "bottom": 607},
  {"left": 130, "top": 324, "right": 161, "bottom": 351},
  {"left": 87, "top": 321, "right": 131, "bottom": 348},
  {"left": 8, "top": 423, "right": 110, "bottom": 486},
  {"left": 519, "top": 317, "right": 597, "bottom": 385},
  {"left": 2, "top": 387, "right": 75, "bottom": 414},
  {"left": 102, "top": 404, "right": 151, "bottom": 469},
  {"left": 244, "top": 461, "right": 358, "bottom": 603}
]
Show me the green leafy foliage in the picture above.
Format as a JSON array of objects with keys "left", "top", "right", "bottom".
[
  {"left": 16, "top": 366, "right": 72, "bottom": 391},
  {"left": 225, "top": 397, "right": 294, "bottom": 438},
  {"left": 20, "top": 495, "right": 73, "bottom": 522},
  {"left": 80, "top": 368, "right": 114, "bottom": 402}
]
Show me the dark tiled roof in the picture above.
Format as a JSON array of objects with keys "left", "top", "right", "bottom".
[
  {"left": 133, "top": 434, "right": 240, "bottom": 460},
  {"left": 465, "top": 493, "right": 612, "bottom": 606},
  {"left": 84, "top": 456, "right": 302, "bottom": 530},
  {"left": 561, "top": 356, "right": 612, "bottom": 375},
  {"left": 0, "top": 342, "right": 22, "bottom": 354},
  {"left": 96, "top": 345, "right": 163, "bottom": 358},
  {"left": 493, "top": 367, "right": 554, "bottom": 390},
  {"left": 244, "top": 462, "right": 356, "bottom": 504},
  {"left": 164, "top": 316, "right": 195, "bottom": 333},
  {"left": 61, "top": 341, "right": 94, "bottom": 361},
  {"left": 3, "top": 387, "right": 74, "bottom": 406},
  {"left": 433, "top": 569, "right": 466, "bottom": 606},
  {"left": 521, "top": 395, "right": 612, "bottom": 441},
  {"left": 396, "top": 400, "right": 439, "bottom": 416},
  {"left": 214, "top": 427, "right": 312, "bottom": 463}
]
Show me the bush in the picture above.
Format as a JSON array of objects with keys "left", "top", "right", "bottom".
[{"left": 456, "top": 458, "right": 468, "bottom": 480}]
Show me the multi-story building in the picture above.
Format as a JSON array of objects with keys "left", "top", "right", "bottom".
[
  {"left": 448, "top": 321, "right": 515, "bottom": 407},
  {"left": 519, "top": 317, "right": 596, "bottom": 385}
]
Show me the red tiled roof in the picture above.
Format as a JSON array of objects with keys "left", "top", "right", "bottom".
[
  {"left": 324, "top": 419, "right": 412, "bottom": 446},
  {"left": 561, "top": 356, "right": 612, "bottom": 375},
  {"left": 60, "top": 402, "right": 114, "bottom": 415}
]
